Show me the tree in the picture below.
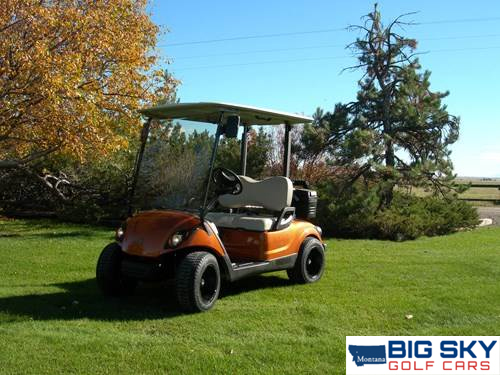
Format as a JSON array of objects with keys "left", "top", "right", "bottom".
[
  {"left": 294, "top": 107, "right": 346, "bottom": 185},
  {"left": 307, "top": 4, "right": 460, "bottom": 207},
  {"left": 216, "top": 127, "right": 272, "bottom": 178},
  {"left": 245, "top": 127, "right": 273, "bottom": 178},
  {"left": 0, "top": 0, "right": 175, "bottom": 198},
  {"left": 136, "top": 123, "right": 209, "bottom": 210}
]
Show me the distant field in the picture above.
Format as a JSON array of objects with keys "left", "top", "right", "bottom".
[
  {"left": 455, "top": 177, "right": 500, "bottom": 186},
  {"left": 456, "top": 177, "right": 500, "bottom": 205},
  {"left": 459, "top": 188, "right": 500, "bottom": 200},
  {"left": 0, "top": 219, "right": 499, "bottom": 374},
  {"left": 406, "top": 177, "right": 500, "bottom": 205}
]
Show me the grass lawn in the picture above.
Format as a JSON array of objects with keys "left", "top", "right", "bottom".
[{"left": 0, "top": 219, "right": 499, "bottom": 374}]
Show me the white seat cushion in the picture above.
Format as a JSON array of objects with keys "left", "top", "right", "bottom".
[
  {"left": 205, "top": 212, "right": 236, "bottom": 228},
  {"left": 205, "top": 212, "right": 276, "bottom": 232},
  {"left": 218, "top": 176, "right": 293, "bottom": 212},
  {"left": 209, "top": 176, "right": 292, "bottom": 232},
  {"left": 236, "top": 216, "right": 275, "bottom": 231}
]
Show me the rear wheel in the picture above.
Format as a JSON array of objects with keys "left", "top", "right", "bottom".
[
  {"left": 176, "top": 251, "right": 221, "bottom": 312},
  {"left": 287, "top": 237, "right": 325, "bottom": 284},
  {"left": 96, "top": 243, "right": 137, "bottom": 296}
]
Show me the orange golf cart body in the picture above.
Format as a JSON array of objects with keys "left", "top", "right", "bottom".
[
  {"left": 96, "top": 102, "right": 326, "bottom": 312},
  {"left": 122, "top": 210, "right": 320, "bottom": 262}
]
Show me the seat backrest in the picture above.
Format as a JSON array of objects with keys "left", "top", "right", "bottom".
[{"left": 218, "top": 176, "right": 293, "bottom": 212}]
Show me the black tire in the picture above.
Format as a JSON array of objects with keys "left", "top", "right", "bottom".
[
  {"left": 176, "top": 251, "right": 221, "bottom": 312},
  {"left": 96, "top": 243, "right": 137, "bottom": 296},
  {"left": 287, "top": 237, "right": 325, "bottom": 284}
]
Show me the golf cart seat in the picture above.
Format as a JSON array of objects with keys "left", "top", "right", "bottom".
[
  {"left": 206, "top": 176, "right": 294, "bottom": 231},
  {"left": 205, "top": 212, "right": 277, "bottom": 231}
]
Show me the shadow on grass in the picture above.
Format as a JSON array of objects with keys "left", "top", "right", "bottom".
[
  {"left": 0, "top": 219, "right": 64, "bottom": 232},
  {"left": 35, "top": 231, "right": 97, "bottom": 239},
  {"left": 220, "top": 275, "right": 291, "bottom": 298},
  {"left": 0, "top": 231, "right": 97, "bottom": 240},
  {"left": 0, "top": 233, "right": 21, "bottom": 238},
  {"left": 0, "top": 275, "right": 291, "bottom": 321},
  {"left": 0, "top": 219, "right": 112, "bottom": 237}
]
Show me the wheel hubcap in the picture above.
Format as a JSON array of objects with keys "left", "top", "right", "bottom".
[
  {"left": 305, "top": 248, "right": 323, "bottom": 279},
  {"left": 199, "top": 265, "right": 218, "bottom": 304}
]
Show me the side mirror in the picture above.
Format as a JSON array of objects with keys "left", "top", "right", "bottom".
[{"left": 224, "top": 116, "right": 240, "bottom": 138}]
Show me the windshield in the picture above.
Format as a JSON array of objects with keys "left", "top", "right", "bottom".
[
  {"left": 132, "top": 119, "right": 278, "bottom": 211},
  {"left": 134, "top": 120, "right": 216, "bottom": 211}
]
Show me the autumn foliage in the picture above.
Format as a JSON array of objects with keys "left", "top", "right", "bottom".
[{"left": 0, "top": 0, "right": 173, "bottom": 167}]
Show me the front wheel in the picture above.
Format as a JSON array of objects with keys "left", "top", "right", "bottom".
[
  {"left": 176, "top": 251, "right": 221, "bottom": 312},
  {"left": 287, "top": 237, "right": 325, "bottom": 284},
  {"left": 96, "top": 243, "right": 137, "bottom": 296}
]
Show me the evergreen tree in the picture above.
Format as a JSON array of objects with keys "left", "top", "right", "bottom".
[
  {"left": 309, "top": 4, "right": 460, "bottom": 207},
  {"left": 216, "top": 127, "right": 272, "bottom": 178}
]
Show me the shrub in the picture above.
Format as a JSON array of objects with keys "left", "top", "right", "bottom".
[{"left": 316, "top": 179, "right": 479, "bottom": 240}]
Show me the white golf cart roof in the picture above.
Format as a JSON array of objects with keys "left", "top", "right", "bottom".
[{"left": 139, "top": 102, "right": 313, "bottom": 126}]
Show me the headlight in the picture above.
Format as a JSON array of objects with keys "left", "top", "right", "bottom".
[
  {"left": 115, "top": 227, "right": 125, "bottom": 242},
  {"left": 115, "top": 222, "right": 127, "bottom": 242},
  {"left": 166, "top": 231, "right": 189, "bottom": 248},
  {"left": 315, "top": 225, "right": 323, "bottom": 236},
  {"left": 169, "top": 233, "right": 184, "bottom": 247}
]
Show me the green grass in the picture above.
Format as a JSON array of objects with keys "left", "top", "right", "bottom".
[{"left": 0, "top": 219, "right": 499, "bottom": 374}]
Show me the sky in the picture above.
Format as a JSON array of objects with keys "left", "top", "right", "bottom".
[{"left": 149, "top": 0, "right": 500, "bottom": 177}]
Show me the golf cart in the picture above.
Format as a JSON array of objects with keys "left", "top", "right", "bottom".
[{"left": 96, "top": 102, "right": 325, "bottom": 312}]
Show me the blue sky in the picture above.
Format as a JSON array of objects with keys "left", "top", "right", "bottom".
[{"left": 149, "top": 0, "right": 500, "bottom": 177}]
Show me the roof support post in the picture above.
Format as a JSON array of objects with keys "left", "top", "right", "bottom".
[
  {"left": 240, "top": 125, "right": 249, "bottom": 176},
  {"left": 283, "top": 121, "right": 292, "bottom": 178},
  {"left": 201, "top": 112, "right": 224, "bottom": 221},
  {"left": 128, "top": 117, "right": 152, "bottom": 216}
]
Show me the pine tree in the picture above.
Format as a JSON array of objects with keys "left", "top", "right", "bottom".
[{"left": 313, "top": 4, "right": 460, "bottom": 208}]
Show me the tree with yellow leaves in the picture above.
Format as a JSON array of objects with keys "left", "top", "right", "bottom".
[{"left": 0, "top": 0, "right": 176, "bottom": 198}]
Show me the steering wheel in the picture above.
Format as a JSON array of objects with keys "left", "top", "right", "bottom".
[{"left": 212, "top": 167, "right": 242, "bottom": 195}]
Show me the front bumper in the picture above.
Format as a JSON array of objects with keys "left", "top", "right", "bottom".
[{"left": 121, "top": 255, "right": 169, "bottom": 281}]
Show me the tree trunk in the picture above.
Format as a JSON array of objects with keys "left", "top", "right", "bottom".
[
  {"left": 384, "top": 137, "right": 395, "bottom": 207},
  {"left": 382, "top": 84, "right": 395, "bottom": 208}
]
